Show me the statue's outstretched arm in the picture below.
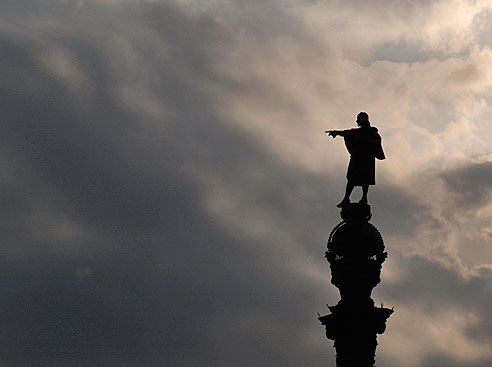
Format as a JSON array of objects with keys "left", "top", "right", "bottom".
[{"left": 325, "top": 130, "right": 349, "bottom": 138}]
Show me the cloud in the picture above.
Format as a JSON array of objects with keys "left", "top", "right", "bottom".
[
  {"left": 375, "top": 254, "right": 492, "bottom": 366},
  {"left": 0, "top": 0, "right": 491, "bottom": 366},
  {"left": 441, "top": 161, "right": 492, "bottom": 209},
  {"left": 0, "top": 2, "right": 341, "bottom": 366}
]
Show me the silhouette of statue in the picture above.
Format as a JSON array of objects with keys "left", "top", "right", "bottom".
[{"left": 325, "top": 112, "right": 385, "bottom": 207}]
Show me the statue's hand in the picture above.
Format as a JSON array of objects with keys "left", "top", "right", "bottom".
[{"left": 325, "top": 130, "right": 337, "bottom": 138}]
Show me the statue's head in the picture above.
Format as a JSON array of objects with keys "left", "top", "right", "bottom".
[{"left": 356, "top": 112, "right": 370, "bottom": 127}]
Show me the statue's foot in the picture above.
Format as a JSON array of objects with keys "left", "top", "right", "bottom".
[{"left": 336, "top": 199, "right": 350, "bottom": 208}]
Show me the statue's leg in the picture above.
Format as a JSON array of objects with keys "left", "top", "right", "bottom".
[
  {"left": 337, "top": 182, "right": 354, "bottom": 207},
  {"left": 360, "top": 185, "right": 368, "bottom": 204}
]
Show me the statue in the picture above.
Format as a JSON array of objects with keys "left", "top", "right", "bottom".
[
  {"left": 325, "top": 112, "right": 385, "bottom": 207},
  {"left": 319, "top": 112, "right": 391, "bottom": 366}
]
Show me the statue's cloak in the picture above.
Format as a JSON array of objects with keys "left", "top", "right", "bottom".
[{"left": 343, "top": 126, "right": 385, "bottom": 186}]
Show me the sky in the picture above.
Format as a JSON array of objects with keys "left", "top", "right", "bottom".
[{"left": 2, "top": 0, "right": 492, "bottom": 366}]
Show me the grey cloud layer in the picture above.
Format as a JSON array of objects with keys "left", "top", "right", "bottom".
[
  {"left": 0, "top": 2, "right": 338, "bottom": 366},
  {"left": 1, "top": 0, "right": 491, "bottom": 366}
]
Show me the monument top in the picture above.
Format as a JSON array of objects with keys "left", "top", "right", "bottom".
[{"left": 340, "top": 203, "right": 371, "bottom": 222}]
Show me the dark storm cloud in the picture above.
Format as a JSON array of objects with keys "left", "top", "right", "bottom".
[
  {"left": 471, "top": 7, "right": 492, "bottom": 48},
  {"left": 327, "top": 0, "right": 441, "bottom": 14},
  {"left": 407, "top": 95, "right": 459, "bottom": 134},
  {"left": 371, "top": 40, "right": 441, "bottom": 64},
  {"left": 0, "top": 1, "right": 342, "bottom": 366},
  {"left": 374, "top": 254, "right": 492, "bottom": 365},
  {"left": 370, "top": 182, "right": 434, "bottom": 239},
  {"left": 1, "top": 0, "right": 491, "bottom": 366},
  {"left": 440, "top": 161, "right": 492, "bottom": 209}
]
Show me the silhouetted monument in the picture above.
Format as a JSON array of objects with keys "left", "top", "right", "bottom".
[
  {"left": 320, "top": 114, "right": 391, "bottom": 367},
  {"left": 326, "top": 112, "right": 385, "bottom": 207}
]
